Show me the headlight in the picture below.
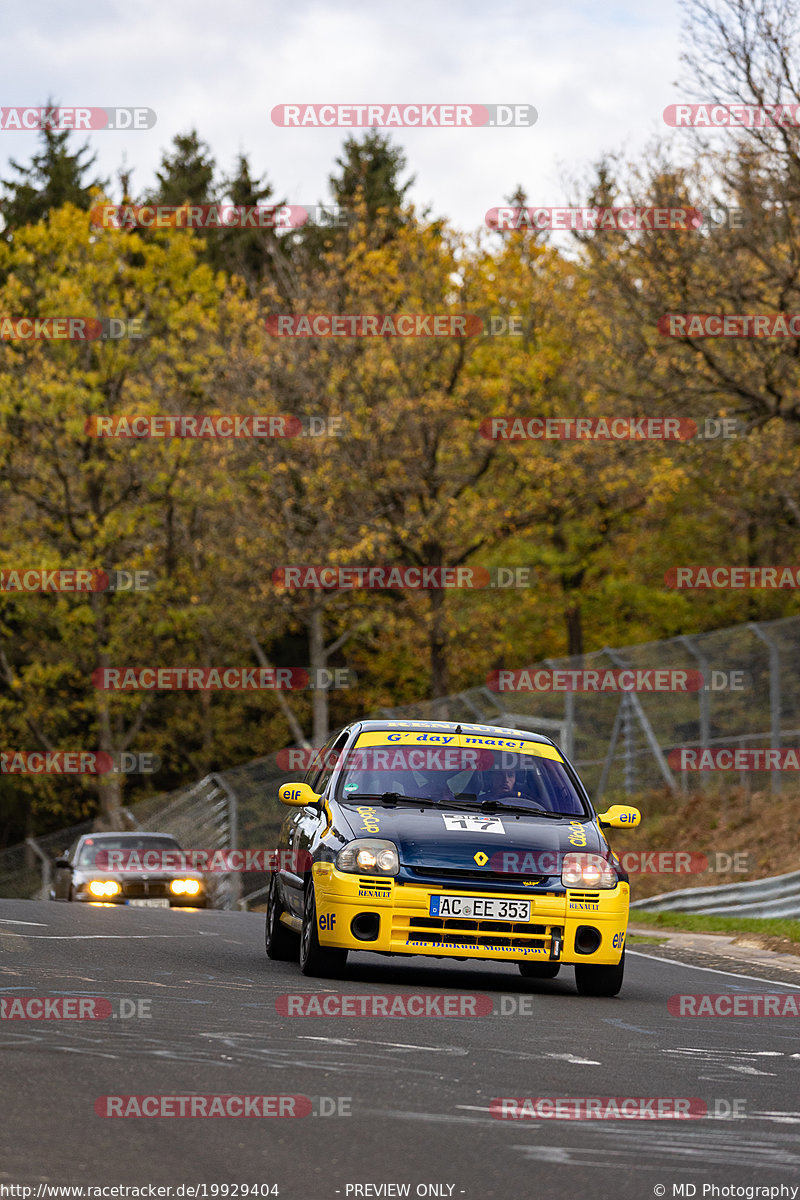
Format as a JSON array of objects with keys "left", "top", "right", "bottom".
[
  {"left": 88, "top": 880, "right": 121, "bottom": 897},
  {"left": 170, "top": 878, "right": 202, "bottom": 895},
  {"left": 562, "top": 852, "right": 617, "bottom": 889},
  {"left": 336, "top": 839, "right": 399, "bottom": 876}
]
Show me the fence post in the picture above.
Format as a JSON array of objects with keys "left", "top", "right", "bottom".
[
  {"left": 679, "top": 635, "right": 710, "bottom": 794},
  {"left": 25, "top": 838, "right": 52, "bottom": 901},
  {"left": 210, "top": 773, "right": 240, "bottom": 908},
  {"left": 748, "top": 623, "right": 782, "bottom": 796},
  {"left": 602, "top": 647, "right": 678, "bottom": 794}
]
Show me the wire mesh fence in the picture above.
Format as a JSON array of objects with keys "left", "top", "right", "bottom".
[
  {"left": 378, "top": 614, "right": 800, "bottom": 806},
  {"left": 1, "top": 613, "right": 798, "bottom": 903}
]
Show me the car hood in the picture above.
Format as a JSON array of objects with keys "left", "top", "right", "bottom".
[{"left": 335, "top": 801, "right": 606, "bottom": 872}]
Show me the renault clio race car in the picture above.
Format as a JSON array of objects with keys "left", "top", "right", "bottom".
[{"left": 266, "top": 720, "right": 641, "bottom": 996}]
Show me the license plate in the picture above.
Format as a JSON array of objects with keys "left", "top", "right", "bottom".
[
  {"left": 127, "top": 899, "right": 170, "bottom": 908},
  {"left": 429, "top": 895, "right": 531, "bottom": 921}
]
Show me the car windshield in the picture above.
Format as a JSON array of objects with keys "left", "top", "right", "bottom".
[
  {"left": 337, "top": 743, "right": 587, "bottom": 815},
  {"left": 76, "top": 836, "right": 181, "bottom": 867}
]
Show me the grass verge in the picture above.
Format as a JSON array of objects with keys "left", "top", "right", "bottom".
[{"left": 629, "top": 910, "right": 800, "bottom": 942}]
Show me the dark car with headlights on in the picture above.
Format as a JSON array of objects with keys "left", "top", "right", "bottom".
[
  {"left": 50, "top": 832, "right": 207, "bottom": 908},
  {"left": 266, "top": 719, "right": 641, "bottom": 996}
]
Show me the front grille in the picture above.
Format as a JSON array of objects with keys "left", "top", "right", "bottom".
[
  {"left": 410, "top": 915, "right": 547, "bottom": 948},
  {"left": 568, "top": 892, "right": 600, "bottom": 902},
  {"left": 398, "top": 914, "right": 560, "bottom": 951},
  {"left": 122, "top": 880, "right": 170, "bottom": 899}
]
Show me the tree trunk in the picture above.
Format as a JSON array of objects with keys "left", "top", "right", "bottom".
[
  {"left": 92, "top": 596, "right": 124, "bottom": 830},
  {"left": 565, "top": 600, "right": 584, "bottom": 658},
  {"left": 95, "top": 686, "right": 124, "bottom": 829},
  {"left": 308, "top": 606, "right": 329, "bottom": 745},
  {"left": 429, "top": 588, "right": 449, "bottom": 698}
]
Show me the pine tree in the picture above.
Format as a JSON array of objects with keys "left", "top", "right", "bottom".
[
  {"left": 297, "top": 131, "right": 415, "bottom": 258},
  {"left": 211, "top": 153, "right": 286, "bottom": 290},
  {"left": 149, "top": 130, "right": 216, "bottom": 206},
  {"left": 0, "top": 119, "right": 105, "bottom": 235}
]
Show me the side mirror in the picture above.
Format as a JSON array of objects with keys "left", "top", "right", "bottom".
[
  {"left": 54, "top": 857, "right": 71, "bottom": 869},
  {"left": 597, "top": 804, "right": 641, "bottom": 829},
  {"left": 278, "top": 782, "right": 320, "bottom": 807}
]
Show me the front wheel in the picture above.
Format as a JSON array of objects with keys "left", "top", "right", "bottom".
[
  {"left": 518, "top": 962, "right": 561, "bottom": 979},
  {"left": 574, "top": 951, "right": 625, "bottom": 997},
  {"left": 265, "top": 876, "right": 298, "bottom": 962},
  {"left": 299, "top": 883, "right": 348, "bottom": 978}
]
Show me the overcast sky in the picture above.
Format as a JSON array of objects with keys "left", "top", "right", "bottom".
[{"left": 4, "top": 0, "right": 690, "bottom": 232}]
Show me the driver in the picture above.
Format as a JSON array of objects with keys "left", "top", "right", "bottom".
[{"left": 485, "top": 766, "right": 522, "bottom": 799}]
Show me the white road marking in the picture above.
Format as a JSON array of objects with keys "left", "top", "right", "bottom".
[
  {"left": 546, "top": 1053, "right": 601, "bottom": 1065},
  {"left": 0, "top": 919, "right": 48, "bottom": 926},
  {"left": 298, "top": 1036, "right": 467, "bottom": 1053},
  {"left": 629, "top": 949, "right": 800, "bottom": 987},
  {"left": 5, "top": 934, "right": 199, "bottom": 940}
]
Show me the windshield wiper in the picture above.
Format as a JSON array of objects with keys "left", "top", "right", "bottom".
[
  {"left": 339, "top": 792, "right": 442, "bottom": 807},
  {"left": 476, "top": 799, "right": 564, "bottom": 816}
]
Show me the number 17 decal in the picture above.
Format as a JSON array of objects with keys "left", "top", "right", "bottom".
[{"left": 441, "top": 814, "right": 505, "bottom": 834}]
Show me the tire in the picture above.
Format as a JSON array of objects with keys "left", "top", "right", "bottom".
[
  {"left": 518, "top": 962, "right": 561, "bottom": 979},
  {"left": 574, "top": 951, "right": 625, "bottom": 997},
  {"left": 299, "top": 882, "right": 348, "bottom": 978},
  {"left": 265, "top": 875, "right": 299, "bottom": 962}
]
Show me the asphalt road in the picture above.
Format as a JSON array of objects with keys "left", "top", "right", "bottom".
[{"left": 1, "top": 899, "right": 799, "bottom": 1200}]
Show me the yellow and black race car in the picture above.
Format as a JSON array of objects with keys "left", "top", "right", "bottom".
[{"left": 266, "top": 719, "right": 640, "bottom": 996}]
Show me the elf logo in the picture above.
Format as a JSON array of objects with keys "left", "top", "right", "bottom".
[{"left": 319, "top": 913, "right": 337, "bottom": 930}]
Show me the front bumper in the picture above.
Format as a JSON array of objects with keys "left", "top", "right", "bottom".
[{"left": 311, "top": 864, "right": 628, "bottom": 965}]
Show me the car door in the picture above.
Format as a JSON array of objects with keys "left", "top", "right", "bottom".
[{"left": 285, "top": 731, "right": 350, "bottom": 918}]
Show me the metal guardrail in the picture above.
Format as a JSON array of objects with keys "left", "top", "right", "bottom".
[{"left": 630, "top": 868, "right": 800, "bottom": 919}]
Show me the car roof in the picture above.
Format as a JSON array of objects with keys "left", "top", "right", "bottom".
[
  {"left": 350, "top": 718, "right": 556, "bottom": 746},
  {"left": 78, "top": 831, "right": 179, "bottom": 842}
]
